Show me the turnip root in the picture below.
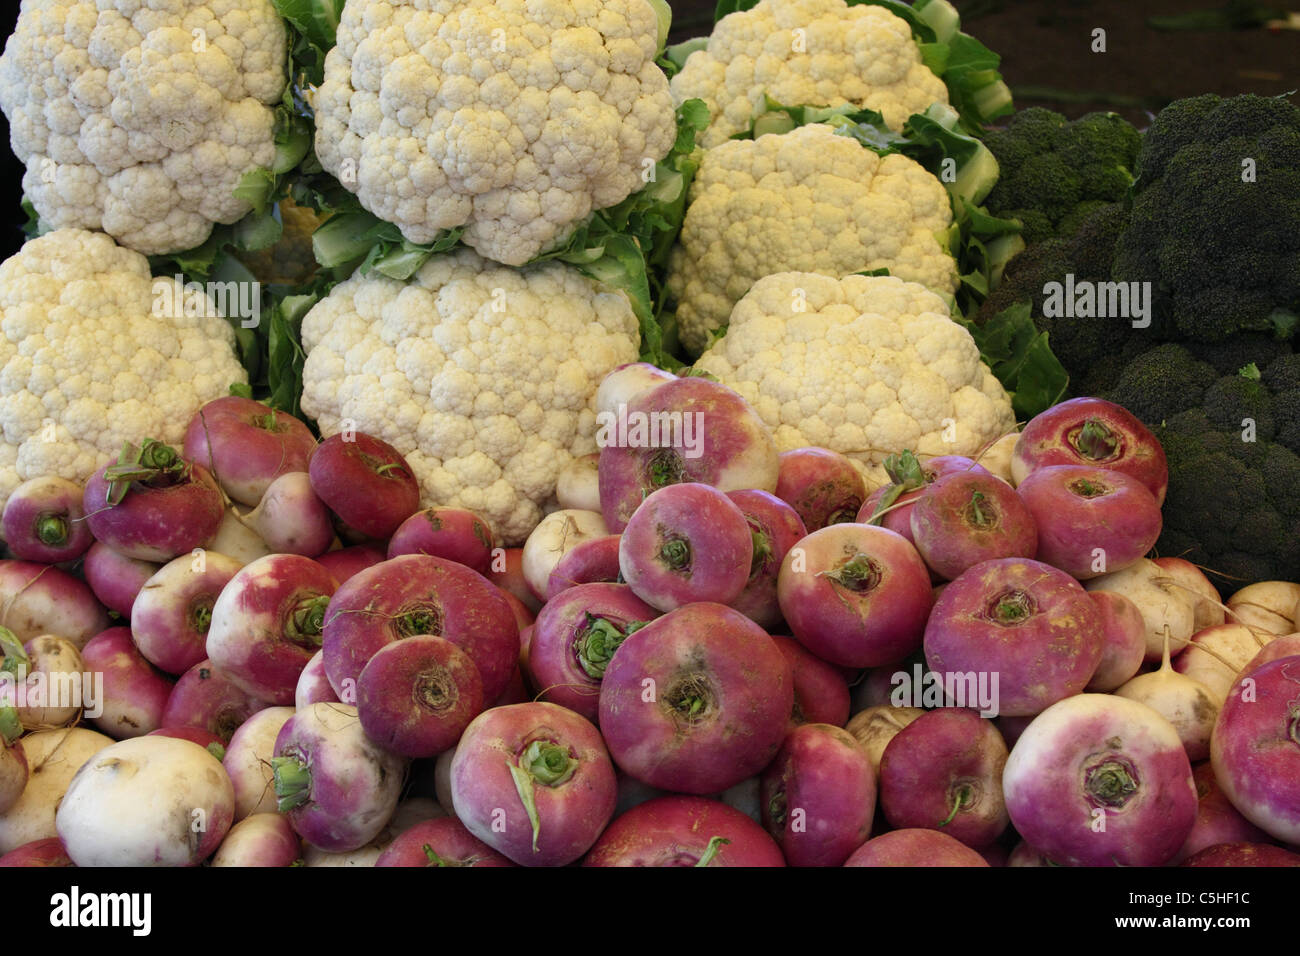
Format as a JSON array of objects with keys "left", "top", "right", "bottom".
[
  {"left": 206, "top": 505, "right": 272, "bottom": 567},
  {"left": 183, "top": 396, "right": 317, "bottom": 506},
  {"left": 1152, "top": 557, "right": 1224, "bottom": 631},
  {"left": 594, "top": 363, "right": 677, "bottom": 417},
  {"left": 555, "top": 453, "right": 601, "bottom": 513},
  {"left": 1227, "top": 581, "right": 1300, "bottom": 633},
  {"left": 583, "top": 795, "right": 785, "bottom": 867},
  {"left": 761, "top": 723, "right": 875, "bottom": 867},
  {"left": 599, "top": 603, "right": 792, "bottom": 795},
  {"left": 486, "top": 547, "right": 542, "bottom": 614},
  {"left": 0, "top": 838, "right": 73, "bottom": 867},
  {"left": 771, "top": 635, "right": 850, "bottom": 729},
  {"left": 83, "top": 442, "right": 225, "bottom": 561},
  {"left": 1114, "top": 629, "right": 1218, "bottom": 761},
  {"left": 1173, "top": 624, "right": 1271, "bottom": 706},
  {"left": 356, "top": 636, "right": 484, "bottom": 758},
  {"left": 1085, "top": 591, "right": 1146, "bottom": 692},
  {"left": 521, "top": 509, "right": 609, "bottom": 601},
  {"left": 597, "top": 377, "right": 780, "bottom": 532},
  {"left": 322, "top": 554, "right": 518, "bottom": 703},
  {"left": 450, "top": 702, "right": 617, "bottom": 867},
  {"left": 1211, "top": 655, "right": 1300, "bottom": 844},
  {"left": 239, "top": 472, "right": 334, "bottom": 558},
  {"left": 1242, "top": 633, "right": 1300, "bottom": 672},
  {"left": 56, "top": 735, "right": 235, "bottom": 866},
  {"left": 387, "top": 507, "right": 495, "bottom": 574},
  {"left": 207, "top": 554, "right": 338, "bottom": 704},
  {"left": 0, "top": 727, "right": 114, "bottom": 853},
  {"left": 210, "top": 813, "right": 302, "bottom": 867},
  {"left": 545, "top": 534, "right": 622, "bottom": 600},
  {"left": 309, "top": 432, "right": 421, "bottom": 540},
  {"left": 295, "top": 650, "right": 339, "bottom": 709},
  {"left": 2, "top": 476, "right": 94, "bottom": 563},
  {"left": 858, "top": 453, "right": 990, "bottom": 546},
  {"left": 1086, "top": 558, "right": 1196, "bottom": 660},
  {"left": 272, "top": 702, "right": 407, "bottom": 852},
  {"left": 82, "top": 542, "right": 159, "bottom": 619},
  {"left": 314, "top": 544, "right": 386, "bottom": 587},
  {"left": 0, "top": 736, "right": 26, "bottom": 814},
  {"left": 224, "top": 705, "right": 295, "bottom": 819},
  {"left": 843, "top": 829, "right": 990, "bottom": 867},
  {"left": 878, "top": 709, "right": 1009, "bottom": 848},
  {"left": 909, "top": 470, "right": 1038, "bottom": 581},
  {"left": 726, "top": 490, "right": 807, "bottom": 630},
  {"left": 975, "top": 432, "right": 1018, "bottom": 486},
  {"left": 527, "top": 583, "right": 657, "bottom": 722},
  {"left": 774, "top": 447, "right": 867, "bottom": 531},
  {"left": 161, "top": 659, "right": 267, "bottom": 743},
  {"left": 1182, "top": 843, "right": 1300, "bottom": 867},
  {"left": 147, "top": 726, "right": 228, "bottom": 760},
  {"left": 1172, "top": 762, "right": 1268, "bottom": 864},
  {"left": 132, "top": 552, "right": 243, "bottom": 676},
  {"left": 0, "top": 560, "right": 111, "bottom": 650},
  {"left": 844, "top": 705, "right": 925, "bottom": 773},
  {"left": 11, "top": 635, "right": 85, "bottom": 730},
  {"left": 374, "top": 817, "right": 515, "bottom": 867},
  {"left": 1003, "top": 694, "right": 1197, "bottom": 866},
  {"left": 619, "top": 483, "right": 753, "bottom": 611}
]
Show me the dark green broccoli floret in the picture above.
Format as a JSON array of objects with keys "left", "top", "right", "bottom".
[
  {"left": 1112, "top": 93, "right": 1300, "bottom": 343},
  {"left": 983, "top": 107, "right": 1141, "bottom": 241},
  {"left": 1186, "top": 332, "right": 1292, "bottom": 376},
  {"left": 1155, "top": 410, "right": 1300, "bottom": 587},
  {"left": 1105, "top": 343, "right": 1217, "bottom": 423}
]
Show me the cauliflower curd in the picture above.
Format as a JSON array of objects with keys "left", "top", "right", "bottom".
[
  {"left": 299, "top": 248, "right": 641, "bottom": 545},
  {"left": 0, "top": 0, "right": 288, "bottom": 256},
  {"left": 694, "top": 271, "right": 1016, "bottom": 485},
  {"left": 314, "top": 0, "right": 679, "bottom": 267}
]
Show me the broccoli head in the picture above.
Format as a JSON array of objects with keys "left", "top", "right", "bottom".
[
  {"left": 1112, "top": 93, "right": 1300, "bottom": 343},
  {"left": 983, "top": 107, "right": 1141, "bottom": 242}
]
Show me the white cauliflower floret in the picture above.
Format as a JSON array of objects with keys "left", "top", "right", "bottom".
[
  {"left": 314, "top": 0, "right": 678, "bottom": 267},
  {"left": 299, "top": 248, "right": 640, "bottom": 545},
  {"left": 666, "top": 123, "right": 956, "bottom": 355},
  {"left": 671, "top": 0, "right": 948, "bottom": 147},
  {"left": 694, "top": 271, "right": 1015, "bottom": 485},
  {"left": 0, "top": 228, "right": 249, "bottom": 510},
  {"left": 0, "top": 0, "right": 288, "bottom": 256}
]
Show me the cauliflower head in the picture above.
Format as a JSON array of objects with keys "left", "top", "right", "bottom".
[
  {"left": 693, "top": 271, "right": 1015, "bottom": 485},
  {"left": 0, "top": 0, "right": 288, "bottom": 256},
  {"left": 313, "top": 0, "right": 678, "bottom": 267},
  {"left": 666, "top": 123, "right": 956, "bottom": 355},
  {"left": 299, "top": 247, "right": 640, "bottom": 544},
  {"left": 671, "top": 0, "right": 948, "bottom": 148},
  {"left": 0, "top": 228, "right": 248, "bottom": 509}
]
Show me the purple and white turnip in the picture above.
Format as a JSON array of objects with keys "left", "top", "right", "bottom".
[{"left": 2, "top": 476, "right": 94, "bottom": 564}]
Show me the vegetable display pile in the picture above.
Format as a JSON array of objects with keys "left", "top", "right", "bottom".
[{"left": 1, "top": 0, "right": 1299, "bottom": 871}]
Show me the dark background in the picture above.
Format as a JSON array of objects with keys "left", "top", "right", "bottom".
[{"left": 0, "top": 0, "right": 1297, "bottom": 259}]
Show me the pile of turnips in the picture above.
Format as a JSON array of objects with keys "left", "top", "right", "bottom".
[{"left": 1, "top": 372, "right": 1299, "bottom": 869}]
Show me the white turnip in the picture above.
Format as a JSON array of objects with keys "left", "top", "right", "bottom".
[
  {"left": 0, "top": 727, "right": 114, "bottom": 853},
  {"left": 223, "top": 705, "right": 295, "bottom": 819},
  {"left": 1114, "top": 628, "right": 1219, "bottom": 761},
  {"left": 239, "top": 472, "right": 334, "bottom": 558},
  {"left": 521, "top": 509, "right": 609, "bottom": 601},
  {"left": 132, "top": 552, "right": 243, "bottom": 675}
]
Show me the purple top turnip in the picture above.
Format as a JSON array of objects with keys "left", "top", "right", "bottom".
[
  {"left": 388, "top": 507, "right": 495, "bottom": 574},
  {"left": 375, "top": 817, "right": 515, "bottom": 867},
  {"left": 309, "top": 432, "right": 420, "bottom": 540},
  {"left": 843, "top": 828, "right": 990, "bottom": 867},
  {"left": 908, "top": 471, "right": 1038, "bottom": 581},
  {"left": 726, "top": 489, "right": 807, "bottom": 630},
  {"left": 584, "top": 795, "right": 786, "bottom": 867},
  {"left": 774, "top": 447, "right": 867, "bottom": 531},
  {"left": 2, "top": 476, "right": 93, "bottom": 563},
  {"left": 183, "top": 396, "right": 317, "bottom": 506}
]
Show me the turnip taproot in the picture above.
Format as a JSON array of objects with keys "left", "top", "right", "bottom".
[
  {"left": 726, "top": 490, "right": 806, "bottom": 630},
  {"left": 925, "top": 558, "right": 1102, "bottom": 717},
  {"left": 211, "top": 813, "right": 302, "bottom": 867},
  {"left": 183, "top": 396, "right": 316, "bottom": 506},
  {"left": 775, "top": 447, "right": 867, "bottom": 531},
  {"left": 223, "top": 705, "right": 295, "bottom": 820},
  {"left": 1003, "top": 694, "right": 1197, "bottom": 866},
  {"left": 356, "top": 636, "right": 484, "bottom": 758},
  {"left": 1211, "top": 655, "right": 1300, "bottom": 844},
  {"left": 83, "top": 441, "right": 224, "bottom": 561},
  {"left": 132, "top": 552, "right": 243, "bottom": 675},
  {"left": 583, "top": 795, "right": 785, "bottom": 867},
  {"left": 450, "top": 702, "right": 617, "bottom": 867},
  {"left": 309, "top": 432, "right": 420, "bottom": 540},
  {"left": 207, "top": 554, "right": 338, "bottom": 704},
  {"left": 1115, "top": 630, "right": 1219, "bottom": 761},
  {"left": 322, "top": 554, "right": 518, "bottom": 704},
  {"left": 388, "top": 507, "right": 495, "bottom": 574},
  {"left": 272, "top": 702, "right": 407, "bottom": 853},
  {"left": 56, "top": 735, "right": 235, "bottom": 866},
  {"left": 2, "top": 476, "right": 93, "bottom": 563},
  {"left": 843, "top": 829, "right": 990, "bottom": 867},
  {"left": 527, "top": 583, "right": 657, "bottom": 722},
  {"left": 598, "top": 603, "right": 792, "bottom": 794},
  {"left": 619, "top": 483, "right": 752, "bottom": 611},
  {"left": 878, "top": 708, "right": 1009, "bottom": 849},
  {"left": 777, "top": 523, "right": 932, "bottom": 668},
  {"left": 761, "top": 723, "right": 875, "bottom": 867}
]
